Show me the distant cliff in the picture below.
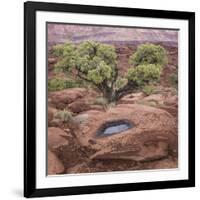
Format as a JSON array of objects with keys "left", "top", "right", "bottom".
[{"left": 48, "top": 23, "right": 178, "bottom": 47}]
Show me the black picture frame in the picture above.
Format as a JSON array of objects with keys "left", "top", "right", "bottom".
[{"left": 24, "top": 1, "right": 195, "bottom": 198}]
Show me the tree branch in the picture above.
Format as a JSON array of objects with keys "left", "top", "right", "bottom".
[
  {"left": 75, "top": 70, "right": 107, "bottom": 95},
  {"left": 76, "top": 72, "right": 98, "bottom": 88},
  {"left": 115, "top": 81, "right": 138, "bottom": 101},
  {"left": 111, "top": 67, "right": 118, "bottom": 90}
]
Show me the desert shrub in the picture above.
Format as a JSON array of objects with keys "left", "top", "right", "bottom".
[
  {"left": 48, "top": 78, "right": 67, "bottom": 91},
  {"left": 93, "top": 97, "right": 116, "bottom": 110},
  {"left": 54, "top": 109, "right": 72, "bottom": 122},
  {"left": 129, "top": 43, "right": 167, "bottom": 66},
  {"left": 142, "top": 85, "right": 155, "bottom": 96},
  {"left": 127, "top": 64, "right": 162, "bottom": 87},
  {"left": 170, "top": 70, "right": 178, "bottom": 89},
  {"left": 48, "top": 77, "right": 84, "bottom": 91},
  {"left": 65, "top": 80, "right": 79, "bottom": 88},
  {"left": 93, "top": 97, "right": 108, "bottom": 106},
  {"left": 138, "top": 100, "right": 158, "bottom": 107},
  {"left": 106, "top": 102, "right": 116, "bottom": 110}
]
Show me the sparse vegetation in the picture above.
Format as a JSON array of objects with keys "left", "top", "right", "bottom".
[
  {"left": 48, "top": 77, "right": 90, "bottom": 91},
  {"left": 93, "top": 97, "right": 108, "bottom": 106},
  {"left": 48, "top": 78, "right": 67, "bottom": 91},
  {"left": 47, "top": 26, "right": 179, "bottom": 175},
  {"left": 52, "top": 42, "right": 167, "bottom": 102},
  {"left": 170, "top": 69, "right": 178, "bottom": 89},
  {"left": 54, "top": 109, "right": 72, "bottom": 122},
  {"left": 93, "top": 96, "right": 108, "bottom": 110},
  {"left": 142, "top": 85, "right": 155, "bottom": 96}
]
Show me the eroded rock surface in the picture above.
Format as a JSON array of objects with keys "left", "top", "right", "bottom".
[
  {"left": 48, "top": 150, "right": 64, "bottom": 175},
  {"left": 71, "top": 104, "right": 177, "bottom": 163},
  {"left": 47, "top": 89, "right": 178, "bottom": 174},
  {"left": 48, "top": 127, "right": 69, "bottom": 151},
  {"left": 48, "top": 107, "right": 57, "bottom": 124},
  {"left": 118, "top": 92, "right": 145, "bottom": 104},
  {"left": 48, "top": 88, "right": 87, "bottom": 109},
  {"left": 68, "top": 99, "right": 91, "bottom": 113}
]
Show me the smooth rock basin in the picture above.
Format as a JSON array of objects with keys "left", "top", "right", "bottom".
[{"left": 97, "top": 120, "right": 134, "bottom": 137}]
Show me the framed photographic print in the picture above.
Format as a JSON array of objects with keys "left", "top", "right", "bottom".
[{"left": 24, "top": 1, "right": 195, "bottom": 198}]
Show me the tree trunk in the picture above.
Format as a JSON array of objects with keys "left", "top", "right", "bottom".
[
  {"left": 114, "top": 81, "right": 137, "bottom": 102},
  {"left": 99, "top": 81, "right": 137, "bottom": 103},
  {"left": 102, "top": 87, "right": 137, "bottom": 103},
  {"left": 102, "top": 88, "right": 114, "bottom": 103}
]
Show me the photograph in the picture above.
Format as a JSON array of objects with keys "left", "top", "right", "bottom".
[
  {"left": 47, "top": 23, "right": 179, "bottom": 175},
  {"left": 24, "top": 1, "right": 195, "bottom": 197}
]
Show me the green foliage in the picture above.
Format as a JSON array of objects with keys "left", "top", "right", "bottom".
[
  {"left": 126, "top": 44, "right": 167, "bottom": 91},
  {"left": 54, "top": 109, "right": 72, "bottom": 122},
  {"left": 138, "top": 99, "right": 158, "bottom": 107},
  {"left": 115, "top": 78, "right": 128, "bottom": 90},
  {"left": 48, "top": 78, "right": 67, "bottom": 91},
  {"left": 87, "top": 62, "right": 113, "bottom": 84},
  {"left": 170, "top": 69, "right": 178, "bottom": 89},
  {"left": 127, "top": 64, "right": 162, "bottom": 87},
  {"left": 52, "top": 44, "right": 65, "bottom": 57},
  {"left": 53, "top": 42, "right": 77, "bottom": 72},
  {"left": 48, "top": 77, "right": 81, "bottom": 91},
  {"left": 64, "top": 79, "right": 80, "bottom": 88},
  {"left": 129, "top": 43, "right": 167, "bottom": 66},
  {"left": 52, "top": 41, "right": 168, "bottom": 102},
  {"left": 53, "top": 41, "right": 117, "bottom": 85},
  {"left": 142, "top": 85, "right": 155, "bottom": 96}
]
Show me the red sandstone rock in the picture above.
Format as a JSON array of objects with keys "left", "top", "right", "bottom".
[
  {"left": 49, "top": 88, "right": 87, "bottom": 109},
  {"left": 68, "top": 99, "right": 91, "bottom": 113},
  {"left": 72, "top": 104, "right": 177, "bottom": 162},
  {"left": 48, "top": 127, "right": 69, "bottom": 151},
  {"left": 48, "top": 150, "right": 64, "bottom": 175}
]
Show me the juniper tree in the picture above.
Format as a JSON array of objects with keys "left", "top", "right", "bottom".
[{"left": 53, "top": 41, "right": 167, "bottom": 102}]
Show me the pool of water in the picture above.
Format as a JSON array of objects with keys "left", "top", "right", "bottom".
[{"left": 97, "top": 120, "right": 133, "bottom": 137}]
